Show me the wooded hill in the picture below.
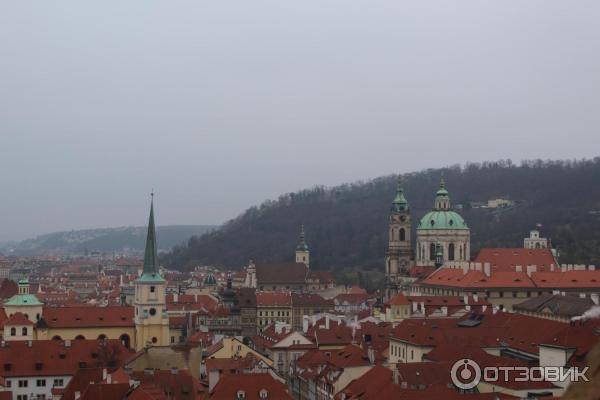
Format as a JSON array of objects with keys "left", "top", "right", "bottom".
[{"left": 163, "top": 159, "right": 600, "bottom": 282}]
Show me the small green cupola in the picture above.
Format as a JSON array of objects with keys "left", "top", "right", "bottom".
[
  {"left": 391, "top": 175, "right": 409, "bottom": 213},
  {"left": 296, "top": 224, "right": 309, "bottom": 252},
  {"left": 434, "top": 176, "right": 450, "bottom": 211}
]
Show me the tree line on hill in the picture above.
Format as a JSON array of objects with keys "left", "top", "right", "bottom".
[{"left": 162, "top": 158, "right": 600, "bottom": 290}]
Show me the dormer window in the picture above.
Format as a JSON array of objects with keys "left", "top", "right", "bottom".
[
  {"left": 236, "top": 390, "right": 246, "bottom": 399},
  {"left": 259, "top": 389, "right": 269, "bottom": 399}
]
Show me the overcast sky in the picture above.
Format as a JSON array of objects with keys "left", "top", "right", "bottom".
[{"left": 1, "top": 1, "right": 599, "bottom": 241}]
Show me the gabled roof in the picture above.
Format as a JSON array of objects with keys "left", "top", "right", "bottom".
[
  {"left": 4, "top": 312, "right": 34, "bottom": 326},
  {"left": 210, "top": 373, "right": 292, "bottom": 399}
]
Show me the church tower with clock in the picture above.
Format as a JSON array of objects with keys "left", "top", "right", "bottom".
[
  {"left": 385, "top": 176, "right": 413, "bottom": 299},
  {"left": 134, "top": 194, "right": 169, "bottom": 350}
]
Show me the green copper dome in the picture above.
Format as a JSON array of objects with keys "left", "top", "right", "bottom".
[{"left": 417, "top": 210, "right": 469, "bottom": 230}]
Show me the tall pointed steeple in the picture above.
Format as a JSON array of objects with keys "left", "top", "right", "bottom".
[{"left": 139, "top": 193, "right": 164, "bottom": 282}]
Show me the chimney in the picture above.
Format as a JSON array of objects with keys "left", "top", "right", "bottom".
[
  {"left": 302, "top": 316, "right": 309, "bottom": 333},
  {"left": 75, "top": 391, "right": 81, "bottom": 400},
  {"left": 441, "top": 306, "right": 448, "bottom": 317},
  {"left": 174, "top": 293, "right": 179, "bottom": 303},
  {"left": 483, "top": 263, "right": 491, "bottom": 277},
  {"left": 102, "top": 368, "right": 107, "bottom": 380},
  {"left": 482, "top": 305, "right": 487, "bottom": 313},
  {"left": 463, "top": 295, "right": 468, "bottom": 305},
  {"left": 392, "top": 368, "right": 399, "bottom": 385},
  {"left": 420, "top": 301, "right": 425, "bottom": 314},
  {"left": 412, "top": 301, "right": 418, "bottom": 313},
  {"left": 367, "top": 346, "right": 375, "bottom": 364},
  {"left": 107, "top": 374, "right": 112, "bottom": 384},
  {"left": 492, "top": 307, "right": 498, "bottom": 315},
  {"left": 526, "top": 265, "right": 537, "bottom": 277},
  {"left": 580, "top": 293, "right": 586, "bottom": 299},
  {"left": 473, "top": 293, "right": 479, "bottom": 303},
  {"left": 591, "top": 294, "right": 599, "bottom": 305},
  {"left": 325, "top": 315, "right": 330, "bottom": 330},
  {"left": 515, "top": 265, "right": 522, "bottom": 272},
  {"left": 171, "top": 367, "right": 178, "bottom": 375},
  {"left": 65, "top": 339, "right": 71, "bottom": 348}
]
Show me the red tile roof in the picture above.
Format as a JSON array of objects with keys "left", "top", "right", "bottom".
[
  {"left": 41, "top": 306, "right": 134, "bottom": 328},
  {"left": 0, "top": 339, "right": 133, "bottom": 378},
  {"left": 209, "top": 373, "right": 292, "bottom": 399},
  {"left": 4, "top": 312, "right": 34, "bottom": 326},
  {"left": 256, "top": 291, "right": 291, "bottom": 307},
  {"left": 475, "top": 248, "right": 557, "bottom": 271},
  {"left": 130, "top": 369, "right": 205, "bottom": 400}
]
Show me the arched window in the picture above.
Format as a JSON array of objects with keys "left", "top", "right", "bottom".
[
  {"left": 10, "top": 327, "right": 16, "bottom": 336},
  {"left": 448, "top": 243, "right": 455, "bottom": 261},
  {"left": 399, "top": 228, "right": 406, "bottom": 241},
  {"left": 97, "top": 334, "right": 107, "bottom": 341},
  {"left": 120, "top": 334, "right": 131, "bottom": 349},
  {"left": 52, "top": 335, "right": 62, "bottom": 341},
  {"left": 430, "top": 243, "right": 436, "bottom": 261},
  {"left": 75, "top": 335, "right": 85, "bottom": 340},
  {"left": 22, "top": 327, "right": 28, "bottom": 336}
]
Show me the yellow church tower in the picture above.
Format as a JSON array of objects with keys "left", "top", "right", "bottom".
[{"left": 134, "top": 194, "right": 169, "bottom": 350}]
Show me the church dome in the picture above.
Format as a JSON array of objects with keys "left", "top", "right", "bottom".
[{"left": 417, "top": 210, "right": 469, "bottom": 230}]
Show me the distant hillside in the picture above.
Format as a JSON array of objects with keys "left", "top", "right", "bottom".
[
  {"left": 163, "top": 159, "right": 600, "bottom": 276},
  {"left": 6, "top": 225, "right": 217, "bottom": 256}
]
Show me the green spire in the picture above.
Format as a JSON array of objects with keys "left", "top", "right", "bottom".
[
  {"left": 138, "top": 193, "right": 164, "bottom": 282},
  {"left": 436, "top": 174, "right": 449, "bottom": 197},
  {"left": 391, "top": 175, "right": 409, "bottom": 212},
  {"left": 297, "top": 224, "right": 309, "bottom": 251}
]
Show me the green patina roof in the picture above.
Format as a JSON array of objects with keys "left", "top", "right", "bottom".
[
  {"left": 436, "top": 176, "right": 449, "bottom": 197},
  {"left": 296, "top": 225, "right": 309, "bottom": 251},
  {"left": 204, "top": 273, "right": 217, "bottom": 286},
  {"left": 391, "top": 176, "right": 409, "bottom": 213},
  {"left": 417, "top": 210, "right": 469, "bottom": 230},
  {"left": 4, "top": 293, "right": 43, "bottom": 306},
  {"left": 136, "top": 195, "right": 165, "bottom": 284}
]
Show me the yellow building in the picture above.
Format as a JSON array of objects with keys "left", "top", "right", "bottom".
[{"left": 133, "top": 195, "right": 170, "bottom": 350}]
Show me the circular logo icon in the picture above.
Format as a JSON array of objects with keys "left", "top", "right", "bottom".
[{"left": 450, "top": 358, "right": 481, "bottom": 390}]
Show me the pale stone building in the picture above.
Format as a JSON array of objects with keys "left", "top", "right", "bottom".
[
  {"left": 384, "top": 177, "right": 413, "bottom": 298},
  {"left": 415, "top": 178, "right": 470, "bottom": 266}
]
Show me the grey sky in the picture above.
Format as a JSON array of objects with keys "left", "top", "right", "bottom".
[{"left": 1, "top": 1, "right": 599, "bottom": 241}]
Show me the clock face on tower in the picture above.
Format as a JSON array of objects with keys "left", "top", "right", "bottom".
[{"left": 400, "top": 215, "right": 406, "bottom": 222}]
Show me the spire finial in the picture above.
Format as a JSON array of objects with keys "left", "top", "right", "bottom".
[
  {"left": 297, "top": 224, "right": 309, "bottom": 251},
  {"left": 440, "top": 173, "right": 445, "bottom": 189}
]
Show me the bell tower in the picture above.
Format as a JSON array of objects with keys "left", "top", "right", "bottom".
[
  {"left": 134, "top": 194, "right": 169, "bottom": 350},
  {"left": 295, "top": 225, "right": 310, "bottom": 268},
  {"left": 385, "top": 176, "right": 413, "bottom": 299}
]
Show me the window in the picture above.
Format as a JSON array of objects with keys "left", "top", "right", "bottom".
[
  {"left": 17, "top": 396, "right": 28, "bottom": 400},
  {"left": 18, "top": 380, "right": 28, "bottom": 387},
  {"left": 171, "top": 336, "right": 175, "bottom": 343},
  {"left": 448, "top": 243, "right": 455, "bottom": 261},
  {"left": 53, "top": 379, "right": 64, "bottom": 387},
  {"left": 5, "top": 380, "right": 11, "bottom": 388},
  {"left": 22, "top": 327, "right": 28, "bottom": 336},
  {"left": 429, "top": 243, "right": 436, "bottom": 261},
  {"left": 399, "top": 228, "right": 406, "bottom": 241},
  {"left": 37, "top": 379, "right": 46, "bottom": 387},
  {"left": 10, "top": 327, "right": 16, "bottom": 336},
  {"left": 150, "top": 286, "right": 155, "bottom": 293}
]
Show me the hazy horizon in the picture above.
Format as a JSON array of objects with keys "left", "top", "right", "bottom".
[{"left": 1, "top": 1, "right": 599, "bottom": 241}]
